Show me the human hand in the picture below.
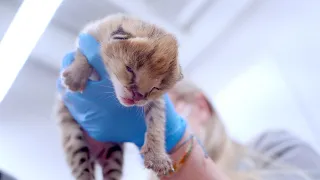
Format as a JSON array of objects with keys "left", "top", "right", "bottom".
[{"left": 56, "top": 34, "right": 186, "bottom": 152}]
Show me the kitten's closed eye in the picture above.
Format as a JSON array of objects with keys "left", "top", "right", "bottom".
[
  {"left": 151, "top": 87, "right": 161, "bottom": 92},
  {"left": 126, "top": 66, "right": 136, "bottom": 84},
  {"left": 126, "top": 66, "right": 134, "bottom": 74},
  {"left": 125, "top": 65, "right": 161, "bottom": 94}
]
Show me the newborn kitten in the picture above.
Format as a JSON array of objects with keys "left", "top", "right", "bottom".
[{"left": 56, "top": 14, "right": 183, "bottom": 180}]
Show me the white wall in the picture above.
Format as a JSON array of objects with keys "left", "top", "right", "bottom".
[
  {"left": 0, "top": 61, "right": 72, "bottom": 180},
  {"left": 188, "top": 0, "right": 320, "bottom": 152}
]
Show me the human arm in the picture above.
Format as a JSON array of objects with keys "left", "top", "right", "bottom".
[{"left": 161, "top": 129, "right": 230, "bottom": 180}]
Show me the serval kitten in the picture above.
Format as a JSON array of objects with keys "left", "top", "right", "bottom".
[{"left": 56, "top": 13, "right": 183, "bottom": 180}]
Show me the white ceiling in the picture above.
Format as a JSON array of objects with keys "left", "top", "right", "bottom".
[{"left": 0, "top": 0, "right": 252, "bottom": 70}]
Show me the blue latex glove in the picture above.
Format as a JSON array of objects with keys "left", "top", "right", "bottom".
[{"left": 57, "top": 34, "right": 187, "bottom": 152}]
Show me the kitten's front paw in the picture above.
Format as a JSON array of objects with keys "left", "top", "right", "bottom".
[
  {"left": 61, "top": 66, "right": 91, "bottom": 92},
  {"left": 141, "top": 145, "right": 173, "bottom": 175}
]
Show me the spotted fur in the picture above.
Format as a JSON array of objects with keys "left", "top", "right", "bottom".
[{"left": 56, "top": 13, "right": 183, "bottom": 180}]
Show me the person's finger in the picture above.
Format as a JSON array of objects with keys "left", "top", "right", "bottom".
[
  {"left": 61, "top": 51, "right": 75, "bottom": 69},
  {"left": 78, "top": 33, "right": 100, "bottom": 58},
  {"left": 78, "top": 33, "right": 107, "bottom": 78}
]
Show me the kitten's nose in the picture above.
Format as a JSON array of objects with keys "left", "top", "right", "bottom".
[{"left": 132, "top": 90, "right": 144, "bottom": 101}]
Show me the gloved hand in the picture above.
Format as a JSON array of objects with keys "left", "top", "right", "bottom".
[{"left": 56, "top": 34, "right": 187, "bottom": 152}]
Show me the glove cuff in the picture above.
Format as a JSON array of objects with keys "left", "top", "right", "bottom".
[{"left": 165, "top": 116, "right": 187, "bottom": 153}]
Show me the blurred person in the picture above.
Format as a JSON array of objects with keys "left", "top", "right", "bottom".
[{"left": 149, "top": 80, "right": 320, "bottom": 180}]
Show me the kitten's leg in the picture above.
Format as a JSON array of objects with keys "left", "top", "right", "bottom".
[
  {"left": 56, "top": 99, "right": 95, "bottom": 180},
  {"left": 95, "top": 143, "right": 124, "bottom": 180},
  {"left": 62, "top": 50, "right": 93, "bottom": 92},
  {"left": 141, "top": 98, "right": 173, "bottom": 175}
]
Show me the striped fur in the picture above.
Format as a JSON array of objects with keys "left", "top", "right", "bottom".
[
  {"left": 55, "top": 98, "right": 124, "bottom": 180},
  {"left": 141, "top": 98, "right": 173, "bottom": 175}
]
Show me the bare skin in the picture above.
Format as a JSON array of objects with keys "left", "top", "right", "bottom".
[
  {"left": 163, "top": 129, "right": 230, "bottom": 180},
  {"left": 156, "top": 86, "right": 230, "bottom": 180}
]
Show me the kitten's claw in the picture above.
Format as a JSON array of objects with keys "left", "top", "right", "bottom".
[
  {"left": 144, "top": 154, "right": 173, "bottom": 175},
  {"left": 141, "top": 145, "right": 173, "bottom": 175}
]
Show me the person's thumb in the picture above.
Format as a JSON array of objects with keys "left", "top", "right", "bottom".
[{"left": 78, "top": 33, "right": 106, "bottom": 78}]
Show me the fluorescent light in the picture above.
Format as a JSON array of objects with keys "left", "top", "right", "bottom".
[{"left": 0, "top": 0, "right": 63, "bottom": 103}]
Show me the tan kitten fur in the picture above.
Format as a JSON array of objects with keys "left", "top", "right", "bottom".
[{"left": 57, "top": 13, "right": 183, "bottom": 180}]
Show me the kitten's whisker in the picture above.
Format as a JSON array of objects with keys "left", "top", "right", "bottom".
[
  {"left": 99, "top": 93, "right": 115, "bottom": 101},
  {"left": 103, "top": 96, "right": 114, "bottom": 100},
  {"left": 144, "top": 104, "right": 151, "bottom": 113},
  {"left": 138, "top": 107, "right": 144, "bottom": 119},
  {"left": 105, "top": 76, "right": 112, "bottom": 81},
  {"left": 99, "top": 84, "right": 114, "bottom": 88},
  {"left": 135, "top": 107, "right": 140, "bottom": 116},
  {"left": 96, "top": 92, "right": 115, "bottom": 100}
]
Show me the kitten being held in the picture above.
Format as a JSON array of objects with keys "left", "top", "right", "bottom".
[{"left": 57, "top": 14, "right": 183, "bottom": 180}]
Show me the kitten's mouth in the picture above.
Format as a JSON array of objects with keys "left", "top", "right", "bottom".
[{"left": 120, "top": 97, "right": 135, "bottom": 106}]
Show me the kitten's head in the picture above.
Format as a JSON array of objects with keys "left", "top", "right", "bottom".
[{"left": 100, "top": 27, "right": 183, "bottom": 107}]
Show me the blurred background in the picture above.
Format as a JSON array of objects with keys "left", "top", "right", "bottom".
[{"left": 0, "top": 0, "right": 319, "bottom": 179}]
